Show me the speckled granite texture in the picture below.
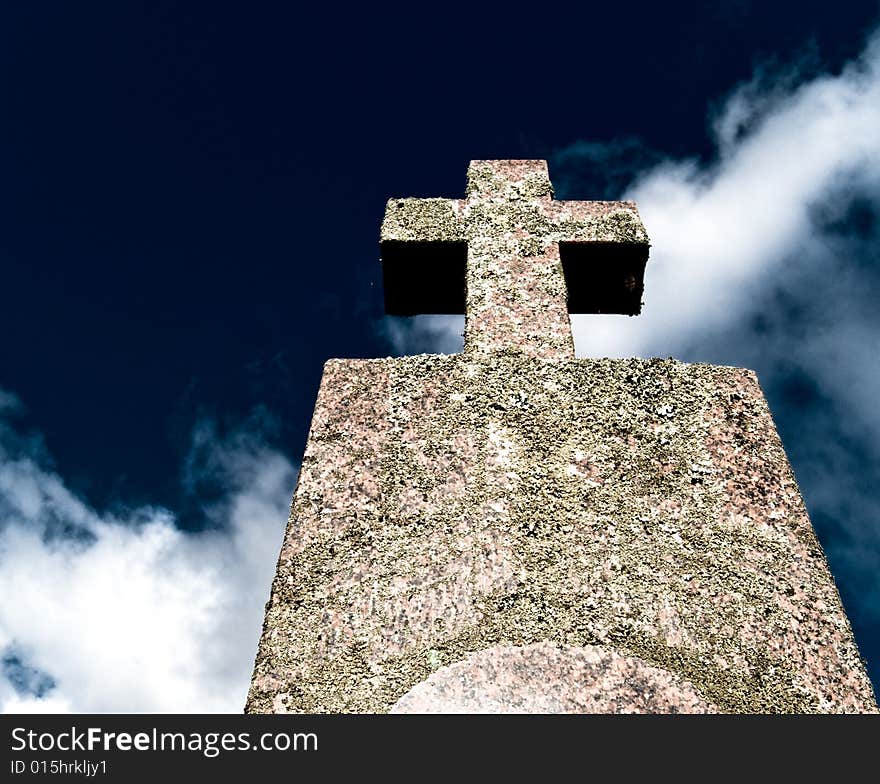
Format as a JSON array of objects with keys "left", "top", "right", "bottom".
[
  {"left": 247, "top": 354, "right": 877, "bottom": 713},
  {"left": 246, "top": 161, "right": 876, "bottom": 713}
]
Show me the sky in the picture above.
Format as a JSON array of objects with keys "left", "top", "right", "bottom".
[{"left": 1, "top": 2, "right": 878, "bottom": 711}]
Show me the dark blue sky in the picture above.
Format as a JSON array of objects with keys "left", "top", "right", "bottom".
[
  {"left": 1, "top": 2, "right": 879, "bottom": 705},
  {"left": 2, "top": 1, "right": 875, "bottom": 514}
]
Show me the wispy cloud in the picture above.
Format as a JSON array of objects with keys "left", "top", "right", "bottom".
[
  {"left": 0, "top": 401, "right": 296, "bottom": 712},
  {"left": 378, "top": 314, "right": 465, "bottom": 356},
  {"left": 567, "top": 31, "right": 880, "bottom": 360}
]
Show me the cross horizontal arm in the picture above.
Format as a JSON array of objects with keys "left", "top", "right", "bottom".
[
  {"left": 380, "top": 198, "right": 464, "bottom": 243},
  {"left": 546, "top": 201, "right": 649, "bottom": 245},
  {"left": 380, "top": 198, "right": 466, "bottom": 315}
]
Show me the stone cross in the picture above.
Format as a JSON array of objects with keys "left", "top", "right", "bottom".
[{"left": 380, "top": 159, "right": 650, "bottom": 359}]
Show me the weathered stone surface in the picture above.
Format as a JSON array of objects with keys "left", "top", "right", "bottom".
[
  {"left": 390, "top": 642, "right": 718, "bottom": 713},
  {"left": 246, "top": 353, "right": 877, "bottom": 713}
]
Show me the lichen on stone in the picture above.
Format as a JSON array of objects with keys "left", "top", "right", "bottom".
[{"left": 380, "top": 197, "right": 463, "bottom": 242}]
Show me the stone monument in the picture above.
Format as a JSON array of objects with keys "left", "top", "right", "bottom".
[{"left": 246, "top": 160, "right": 876, "bottom": 713}]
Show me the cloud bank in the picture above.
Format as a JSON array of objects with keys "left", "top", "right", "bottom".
[
  {"left": 385, "top": 30, "right": 880, "bottom": 685},
  {"left": 0, "top": 404, "right": 296, "bottom": 712}
]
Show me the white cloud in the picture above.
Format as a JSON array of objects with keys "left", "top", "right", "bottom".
[
  {"left": 568, "top": 35, "right": 880, "bottom": 359},
  {"left": 0, "top": 412, "right": 296, "bottom": 713},
  {"left": 379, "top": 314, "right": 465, "bottom": 356}
]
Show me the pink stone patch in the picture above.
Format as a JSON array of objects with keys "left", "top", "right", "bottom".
[{"left": 391, "top": 642, "right": 718, "bottom": 714}]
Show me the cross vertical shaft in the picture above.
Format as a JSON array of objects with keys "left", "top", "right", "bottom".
[{"left": 463, "top": 160, "right": 574, "bottom": 359}]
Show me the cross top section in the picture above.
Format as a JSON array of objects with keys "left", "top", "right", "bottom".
[{"left": 380, "top": 160, "right": 650, "bottom": 360}]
